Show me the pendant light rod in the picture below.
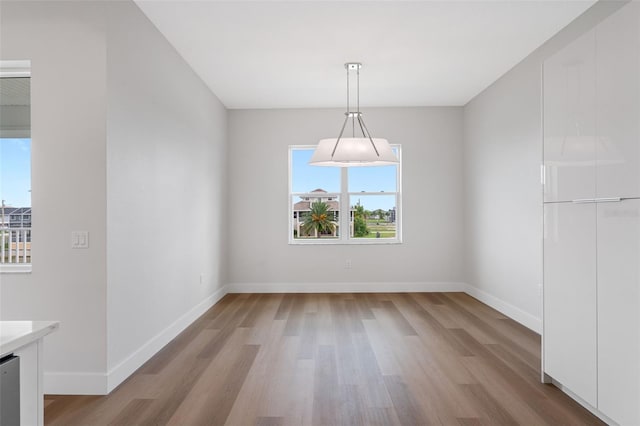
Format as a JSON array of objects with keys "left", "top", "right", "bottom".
[
  {"left": 359, "top": 115, "right": 380, "bottom": 156},
  {"left": 330, "top": 114, "right": 350, "bottom": 157},
  {"left": 346, "top": 64, "right": 350, "bottom": 135},
  {"left": 356, "top": 64, "right": 360, "bottom": 118},
  {"left": 330, "top": 62, "right": 381, "bottom": 158}
]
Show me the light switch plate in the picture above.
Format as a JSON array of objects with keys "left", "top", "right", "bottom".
[{"left": 71, "top": 231, "right": 89, "bottom": 249}]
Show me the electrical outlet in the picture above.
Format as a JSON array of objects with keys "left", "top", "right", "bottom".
[
  {"left": 200, "top": 273, "right": 204, "bottom": 285},
  {"left": 345, "top": 259, "right": 352, "bottom": 269}
]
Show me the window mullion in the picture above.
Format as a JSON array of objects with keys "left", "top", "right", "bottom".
[{"left": 340, "top": 167, "right": 349, "bottom": 241}]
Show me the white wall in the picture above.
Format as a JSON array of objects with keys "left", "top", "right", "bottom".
[
  {"left": 462, "top": 1, "right": 627, "bottom": 332},
  {"left": 228, "top": 107, "right": 465, "bottom": 290},
  {"left": 0, "top": 0, "right": 228, "bottom": 394},
  {"left": 105, "top": 1, "right": 228, "bottom": 389},
  {"left": 0, "top": 1, "right": 109, "bottom": 389}
]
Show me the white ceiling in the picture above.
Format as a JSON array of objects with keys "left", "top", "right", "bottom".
[{"left": 134, "top": 0, "right": 595, "bottom": 109}]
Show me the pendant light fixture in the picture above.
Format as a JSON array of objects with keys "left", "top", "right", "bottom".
[{"left": 309, "top": 63, "right": 398, "bottom": 167}]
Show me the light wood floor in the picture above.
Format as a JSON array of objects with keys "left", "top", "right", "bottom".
[{"left": 45, "top": 293, "right": 603, "bottom": 425}]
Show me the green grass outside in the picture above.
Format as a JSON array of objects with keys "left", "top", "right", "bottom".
[
  {"left": 292, "top": 219, "right": 396, "bottom": 239},
  {"left": 360, "top": 220, "right": 396, "bottom": 238}
]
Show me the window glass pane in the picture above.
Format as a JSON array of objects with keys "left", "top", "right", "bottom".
[
  {"left": 349, "top": 195, "right": 396, "bottom": 239},
  {"left": 0, "top": 138, "right": 32, "bottom": 263},
  {"left": 292, "top": 195, "right": 340, "bottom": 239},
  {"left": 347, "top": 149, "right": 398, "bottom": 192},
  {"left": 291, "top": 148, "right": 340, "bottom": 193},
  {"left": 1, "top": 138, "right": 31, "bottom": 208}
]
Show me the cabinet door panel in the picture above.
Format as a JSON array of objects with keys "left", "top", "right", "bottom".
[
  {"left": 596, "top": 3, "right": 640, "bottom": 199},
  {"left": 543, "top": 202, "right": 597, "bottom": 406},
  {"left": 544, "top": 29, "right": 597, "bottom": 203},
  {"left": 597, "top": 199, "right": 640, "bottom": 425}
]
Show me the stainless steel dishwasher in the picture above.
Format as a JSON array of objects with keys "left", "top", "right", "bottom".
[{"left": 0, "top": 355, "right": 20, "bottom": 426}]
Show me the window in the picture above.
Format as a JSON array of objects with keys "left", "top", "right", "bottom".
[
  {"left": 1, "top": 65, "right": 31, "bottom": 271},
  {"left": 289, "top": 145, "right": 401, "bottom": 244}
]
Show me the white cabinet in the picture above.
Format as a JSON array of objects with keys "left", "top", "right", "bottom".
[
  {"left": 597, "top": 199, "right": 640, "bottom": 426},
  {"left": 543, "top": 3, "right": 640, "bottom": 425},
  {"left": 543, "top": 202, "right": 597, "bottom": 407},
  {"left": 0, "top": 321, "right": 59, "bottom": 426},
  {"left": 596, "top": 4, "right": 640, "bottom": 199},
  {"left": 543, "top": 29, "right": 596, "bottom": 203}
]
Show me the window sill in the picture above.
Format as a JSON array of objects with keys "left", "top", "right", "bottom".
[
  {"left": 289, "top": 239, "right": 402, "bottom": 245},
  {"left": 0, "top": 264, "right": 32, "bottom": 274}
]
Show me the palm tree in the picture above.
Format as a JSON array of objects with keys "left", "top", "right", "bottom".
[{"left": 302, "top": 201, "right": 336, "bottom": 238}]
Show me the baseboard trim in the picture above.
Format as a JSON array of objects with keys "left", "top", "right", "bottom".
[
  {"left": 227, "top": 281, "right": 467, "bottom": 293},
  {"left": 44, "top": 372, "right": 107, "bottom": 395},
  {"left": 464, "top": 284, "right": 542, "bottom": 334},
  {"left": 104, "top": 284, "right": 229, "bottom": 393}
]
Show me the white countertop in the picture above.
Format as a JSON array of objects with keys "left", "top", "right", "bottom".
[{"left": 0, "top": 321, "right": 59, "bottom": 357}]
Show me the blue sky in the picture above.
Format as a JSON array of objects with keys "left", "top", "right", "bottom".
[
  {"left": 0, "top": 138, "right": 31, "bottom": 207},
  {"left": 291, "top": 148, "right": 397, "bottom": 211}
]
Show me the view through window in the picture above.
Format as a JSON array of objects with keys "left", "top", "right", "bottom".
[{"left": 289, "top": 145, "right": 401, "bottom": 244}]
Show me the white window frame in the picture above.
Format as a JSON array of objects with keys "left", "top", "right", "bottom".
[
  {"left": 288, "top": 144, "right": 402, "bottom": 245},
  {"left": 1, "top": 61, "right": 32, "bottom": 273}
]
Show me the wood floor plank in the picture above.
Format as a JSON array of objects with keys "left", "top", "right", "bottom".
[
  {"left": 198, "top": 294, "right": 260, "bottom": 359},
  {"left": 344, "top": 298, "right": 366, "bottom": 333},
  {"left": 256, "top": 417, "right": 284, "bottom": 426},
  {"left": 395, "top": 304, "right": 477, "bottom": 385},
  {"left": 167, "top": 343, "right": 259, "bottom": 425},
  {"left": 45, "top": 396, "right": 102, "bottom": 426},
  {"left": 107, "top": 398, "right": 153, "bottom": 426},
  {"left": 259, "top": 345, "right": 314, "bottom": 422},
  {"left": 45, "top": 293, "right": 605, "bottom": 426},
  {"left": 460, "top": 383, "right": 518, "bottom": 426},
  {"left": 224, "top": 328, "right": 299, "bottom": 424},
  {"left": 355, "top": 293, "right": 376, "bottom": 319},
  {"left": 361, "top": 319, "right": 403, "bottom": 376},
  {"left": 206, "top": 293, "right": 250, "bottom": 330},
  {"left": 363, "top": 406, "right": 402, "bottom": 426},
  {"left": 297, "top": 312, "right": 317, "bottom": 360},
  {"left": 364, "top": 292, "right": 384, "bottom": 309},
  {"left": 240, "top": 293, "right": 270, "bottom": 328},
  {"left": 274, "top": 293, "right": 295, "bottom": 320},
  {"left": 139, "top": 357, "right": 213, "bottom": 426},
  {"left": 383, "top": 374, "right": 430, "bottom": 426},
  {"left": 337, "top": 384, "right": 367, "bottom": 426},
  {"left": 283, "top": 294, "right": 306, "bottom": 336},
  {"left": 312, "top": 345, "right": 339, "bottom": 426},
  {"left": 379, "top": 299, "right": 418, "bottom": 336},
  {"left": 457, "top": 417, "right": 484, "bottom": 426},
  {"left": 397, "top": 293, "right": 474, "bottom": 357}
]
